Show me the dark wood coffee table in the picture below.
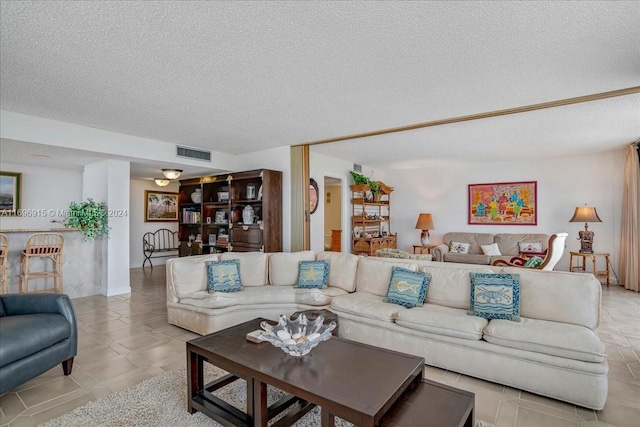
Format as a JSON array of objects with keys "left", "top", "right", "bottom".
[{"left": 187, "top": 318, "right": 425, "bottom": 427}]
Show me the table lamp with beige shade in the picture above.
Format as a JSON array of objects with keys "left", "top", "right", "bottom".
[
  {"left": 415, "top": 213, "right": 435, "bottom": 246},
  {"left": 569, "top": 205, "right": 602, "bottom": 253}
]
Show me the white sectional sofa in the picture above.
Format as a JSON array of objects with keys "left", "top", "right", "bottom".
[{"left": 166, "top": 250, "right": 607, "bottom": 410}]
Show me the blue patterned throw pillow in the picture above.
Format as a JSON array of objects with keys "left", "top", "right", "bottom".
[
  {"left": 206, "top": 260, "right": 242, "bottom": 293},
  {"left": 296, "top": 260, "right": 329, "bottom": 289},
  {"left": 469, "top": 273, "right": 520, "bottom": 321},
  {"left": 385, "top": 267, "right": 431, "bottom": 308}
]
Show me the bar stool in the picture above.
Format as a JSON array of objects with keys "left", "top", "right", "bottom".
[
  {"left": 0, "top": 233, "right": 8, "bottom": 294},
  {"left": 19, "top": 233, "right": 64, "bottom": 294}
]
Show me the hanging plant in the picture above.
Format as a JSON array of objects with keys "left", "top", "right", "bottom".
[{"left": 63, "top": 198, "right": 110, "bottom": 241}]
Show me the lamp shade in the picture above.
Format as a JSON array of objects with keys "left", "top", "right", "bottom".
[
  {"left": 569, "top": 206, "right": 602, "bottom": 223},
  {"left": 162, "top": 169, "right": 183, "bottom": 180},
  {"left": 154, "top": 178, "right": 170, "bottom": 187},
  {"left": 415, "top": 213, "right": 435, "bottom": 230}
]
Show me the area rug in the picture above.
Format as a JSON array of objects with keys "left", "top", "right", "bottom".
[{"left": 43, "top": 365, "right": 495, "bottom": 427}]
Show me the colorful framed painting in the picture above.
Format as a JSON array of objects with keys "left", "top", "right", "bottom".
[
  {"left": 468, "top": 181, "right": 537, "bottom": 225},
  {"left": 144, "top": 190, "right": 179, "bottom": 222},
  {"left": 0, "top": 171, "right": 22, "bottom": 216}
]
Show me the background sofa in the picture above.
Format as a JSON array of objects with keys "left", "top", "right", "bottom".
[
  {"left": 166, "top": 250, "right": 606, "bottom": 410},
  {"left": 432, "top": 232, "right": 551, "bottom": 265},
  {"left": 0, "top": 293, "right": 78, "bottom": 394},
  {"left": 373, "top": 248, "right": 433, "bottom": 261}
]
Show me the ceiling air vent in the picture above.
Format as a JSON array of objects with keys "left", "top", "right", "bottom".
[{"left": 176, "top": 145, "right": 211, "bottom": 162}]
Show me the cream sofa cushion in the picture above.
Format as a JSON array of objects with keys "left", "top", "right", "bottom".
[
  {"left": 355, "top": 258, "right": 417, "bottom": 297},
  {"left": 179, "top": 286, "right": 297, "bottom": 309},
  {"left": 420, "top": 264, "right": 495, "bottom": 309},
  {"left": 170, "top": 254, "right": 220, "bottom": 298},
  {"left": 295, "top": 287, "right": 348, "bottom": 306},
  {"left": 269, "top": 251, "right": 316, "bottom": 286},
  {"left": 396, "top": 304, "right": 488, "bottom": 340},
  {"left": 316, "top": 251, "right": 359, "bottom": 292},
  {"left": 443, "top": 253, "right": 491, "bottom": 264},
  {"left": 495, "top": 233, "right": 549, "bottom": 256},
  {"left": 484, "top": 318, "right": 606, "bottom": 363},
  {"left": 220, "top": 252, "right": 268, "bottom": 287},
  {"left": 443, "top": 232, "right": 494, "bottom": 254},
  {"left": 331, "top": 292, "right": 406, "bottom": 322},
  {"left": 500, "top": 267, "right": 601, "bottom": 330}
]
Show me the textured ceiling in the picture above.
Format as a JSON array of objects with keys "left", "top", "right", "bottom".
[{"left": 1, "top": 1, "right": 639, "bottom": 170}]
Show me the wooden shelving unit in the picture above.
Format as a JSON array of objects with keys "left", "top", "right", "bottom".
[
  {"left": 351, "top": 184, "right": 397, "bottom": 256},
  {"left": 178, "top": 169, "right": 282, "bottom": 255}
]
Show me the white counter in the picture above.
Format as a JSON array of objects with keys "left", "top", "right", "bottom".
[{"left": 0, "top": 229, "right": 104, "bottom": 298}]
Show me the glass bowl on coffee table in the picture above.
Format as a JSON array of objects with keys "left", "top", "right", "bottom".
[{"left": 257, "top": 313, "right": 336, "bottom": 357}]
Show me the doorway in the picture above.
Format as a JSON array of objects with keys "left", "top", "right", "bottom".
[{"left": 324, "top": 176, "right": 342, "bottom": 251}]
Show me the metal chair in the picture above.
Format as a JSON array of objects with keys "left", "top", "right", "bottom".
[
  {"left": 0, "top": 234, "right": 8, "bottom": 294},
  {"left": 492, "top": 233, "right": 568, "bottom": 271},
  {"left": 19, "top": 233, "right": 64, "bottom": 293}
]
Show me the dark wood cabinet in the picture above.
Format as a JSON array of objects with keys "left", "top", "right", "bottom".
[{"left": 178, "top": 169, "right": 282, "bottom": 255}]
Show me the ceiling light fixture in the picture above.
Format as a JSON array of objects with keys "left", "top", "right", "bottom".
[
  {"left": 154, "top": 178, "right": 170, "bottom": 187},
  {"left": 162, "top": 169, "right": 183, "bottom": 180}
]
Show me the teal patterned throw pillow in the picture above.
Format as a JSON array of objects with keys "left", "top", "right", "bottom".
[
  {"left": 385, "top": 267, "right": 431, "bottom": 308},
  {"left": 469, "top": 273, "right": 520, "bottom": 321},
  {"left": 523, "top": 256, "right": 544, "bottom": 268},
  {"left": 296, "top": 260, "right": 329, "bottom": 289},
  {"left": 206, "top": 260, "right": 242, "bottom": 293}
]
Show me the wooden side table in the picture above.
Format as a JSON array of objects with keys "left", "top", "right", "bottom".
[
  {"left": 569, "top": 252, "right": 610, "bottom": 287},
  {"left": 413, "top": 244, "right": 438, "bottom": 255}
]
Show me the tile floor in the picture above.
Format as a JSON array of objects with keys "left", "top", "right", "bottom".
[{"left": 1, "top": 267, "right": 639, "bottom": 427}]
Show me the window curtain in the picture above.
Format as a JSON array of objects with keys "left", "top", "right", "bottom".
[{"left": 620, "top": 142, "right": 640, "bottom": 291}]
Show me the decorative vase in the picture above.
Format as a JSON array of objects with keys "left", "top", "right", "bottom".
[
  {"left": 191, "top": 188, "right": 202, "bottom": 203},
  {"left": 242, "top": 205, "right": 255, "bottom": 224},
  {"left": 231, "top": 207, "right": 241, "bottom": 223},
  {"left": 246, "top": 183, "right": 257, "bottom": 200}
]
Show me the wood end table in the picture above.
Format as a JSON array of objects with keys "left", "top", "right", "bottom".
[
  {"left": 413, "top": 244, "right": 438, "bottom": 255},
  {"left": 569, "top": 251, "right": 610, "bottom": 287}
]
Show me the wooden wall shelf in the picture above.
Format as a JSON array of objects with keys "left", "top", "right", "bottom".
[{"left": 351, "top": 184, "right": 397, "bottom": 255}]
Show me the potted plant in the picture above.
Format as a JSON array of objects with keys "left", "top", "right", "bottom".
[
  {"left": 349, "top": 171, "right": 380, "bottom": 194},
  {"left": 349, "top": 171, "right": 393, "bottom": 201},
  {"left": 63, "top": 198, "right": 110, "bottom": 241}
]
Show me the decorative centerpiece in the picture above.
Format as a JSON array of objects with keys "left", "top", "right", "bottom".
[
  {"left": 191, "top": 188, "right": 202, "bottom": 203},
  {"left": 242, "top": 205, "right": 255, "bottom": 224},
  {"left": 246, "top": 183, "right": 257, "bottom": 200},
  {"left": 257, "top": 314, "right": 336, "bottom": 357}
]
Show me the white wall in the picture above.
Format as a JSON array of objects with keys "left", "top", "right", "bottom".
[
  {"left": 0, "top": 162, "right": 83, "bottom": 229},
  {"left": 382, "top": 149, "right": 625, "bottom": 274},
  {"left": 309, "top": 151, "right": 384, "bottom": 253},
  {"left": 1, "top": 110, "right": 238, "bottom": 170},
  {"left": 130, "top": 179, "right": 179, "bottom": 268},
  {"left": 83, "top": 159, "right": 131, "bottom": 295}
]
